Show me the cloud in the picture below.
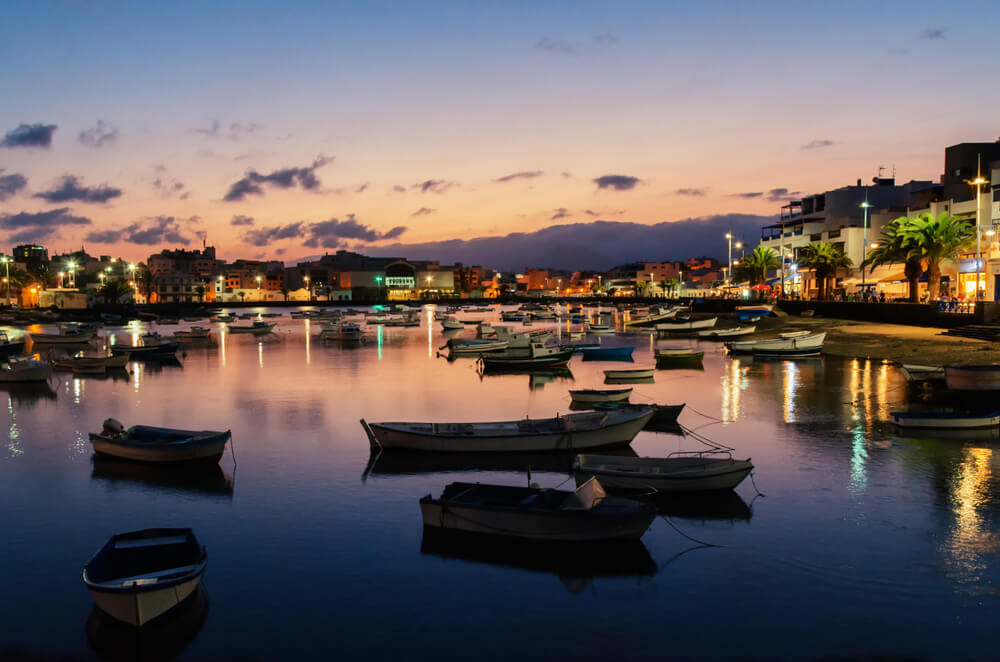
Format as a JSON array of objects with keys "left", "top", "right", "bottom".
[
  {"left": 244, "top": 222, "right": 306, "bottom": 246},
  {"left": 151, "top": 166, "right": 188, "bottom": 199},
  {"left": 495, "top": 170, "right": 543, "bottom": 183},
  {"left": 730, "top": 192, "right": 764, "bottom": 199},
  {"left": 593, "top": 32, "right": 617, "bottom": 46},
  {"left": 78, "top": 120, "right": 118, "bottom": 148},
  {"left": 223, "top": 155, "right": 332, "bottom": 201},
  {"left": 921, "top": 28, "right": 947, "bottom": 39},
  {"left": 0, "top": 208, "right": 92, "bottom": 243},
  {"left": 304, "top": 215, "right": 407, "bottom": 248},
  {"left": 551, "top": 208, "right": 570, "bottom": 220},
  {"left": 86, "top": 216, "right": 195, "bottom": 245},
  {"left": 391, "top": 185, "right": 407, "bottom": 193},
  {"left": 230, "top": 215, "right": 255, "bottom": 226},
  {"left": 355, "top": 182, "right": 369, "bottom": 193},
  {"left": 0, "top": 171, "right": 28, "bottom": 201},
  {"left": 1, "top": 123, "right": 57, "bottom": 148},
  {"left": 801, "top": 139, "right": 835, "bottom": 150},
  {"left": 34, "top": 176, "right": 122, "bottom": 203},
  {"left": 190, "top": 120, "right": 263, "bottom": 140},
  {"left": 535, "top": 37, "right": 576, "bottom": 55},
  {"left": 766, "top": 188, "right": 801, "bottom": 202},
  {"left": 585, "top": 209, "right": 599, "bottom": 216},
  {"left": 411, "top": 207, "right": 435, "bottom": 217},
  {"left": 412, "top": 179, "right": 458, "bottom": 194},
  {"left": 561, "top": 172, "right": 573, "bottom": 179},
  {"left": 675, "top": 188, "right": 707, "bottom": 196},
  {"left": 382, "top": 225, "right": 407, "bottom": 240},
  {"left": 593, "top": 174, "right": 641, "bottom": 191}
]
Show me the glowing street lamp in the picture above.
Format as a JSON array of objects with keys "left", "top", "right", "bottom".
[
  {"left": 303, "top": 275, "right": 311, "bottom": 300},
  {"left": 58, "top": 271, "right": 65, "bottom": 288},
  {"left": 860, "top": 198, "right": 873, "bottom": 291},
  {"left": 0, "top": 256, "right": 9, "bottom": 306},
  {"left": 256, "top": 275, "right": 262, "bottom": 301},
  {"left": 966, "top": 156, "right": 989, "bottom": 300},
  {"left": 66, "top": 261, "right": 76, "bottom": 287},
  {"left": 375, "top": 275, "right": 383, "bottom": 301}
]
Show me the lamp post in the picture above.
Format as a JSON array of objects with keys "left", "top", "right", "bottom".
[
  {"left": 966, "top": 158, "right": 988, "bottom": 300},
  {"left": 128, "top": 263, "right": 136, "bottom": 282},
  {"left": 0, "top": 256, "right": 9, "bottom": 307},
  {"left": 860, "top": 198, "right": 873, "bottom": 293},
  {"left": 66, "top": 261, "right": 76, "bottom": 288},
  {"left": 725, "top": 233, "right": 733, "bottom": 286},
  {"left": 736, "top": 241, "right": 743, "bottom": 258},
  {"left": 256, "top": 275, "right": 262, "bottom": 301},
  {"left": 304, "top": 275, "right": 311, "bottom": 301},
  {"left": 649, "top": 272, "right": 654, "bottom": 298},
  {"left": 375, "top": 275, "right": 383, "bottom": 301},
  {"left": 58, "top": 271, "right": 64, "bottom": 288}
]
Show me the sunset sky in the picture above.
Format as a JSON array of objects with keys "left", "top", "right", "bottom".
[{"left": 1, "top": 0, "right": 997, "bottom": 263}]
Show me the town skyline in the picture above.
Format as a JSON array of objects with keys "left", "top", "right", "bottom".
[{"left": 3, "top": 1, "right": 998, "bottom": 261}]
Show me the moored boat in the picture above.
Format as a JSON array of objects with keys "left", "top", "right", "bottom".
[
  {"left": 899, "top": 364, "right": 946, "bottom": 384},
  {"left": 944, "top": 365, "right": 1000, "bottom": 391},
  {"left": 603, "top": 367, "right": 655, "bottom": 380},
  {"left": 655, "top": 317, "right": 717, "bottom": 333},
  {"left": 29, "top": 327, "right": 97, "bottom": 344},
  {"left": 581, "top": 346, "right": 634, "bottom": 361},
  {"left": 624, "top": 308, "right": 680, "bottom": 327},
  {"left": 53, "top": 353, "right": 130, "bottom": 372},
  {"left": 734, "top": 304, "right": 773, "bottom": 316},
  {"left": 569, "top": 388, "right": 632, "bottom": 404},
  {"left": 0, "top": 355, "right": 53, "bottom": 382},
  {"left": 0, "top": 331, "right": 25, "bottom": 359},
  {"left": 572, "top": 453, "right": 754, "bottom": 493},
  {"left": 749, "top": 331, "right": 826, "bottom": 357},
  {"left": 699, "top": 325, "right": 755, "bottom": 339},
  {"left": 320, "top": 321, "right": 366, "bottom": 342},
  {"left": 441, "top": 318, "right": 465, "bottom": 330},
  {"left": 443, "top": 338, "right": 509, "bottom": 355},
  {"left": 227, "top": 321, "right": 275, "bottom": 335},
  {"left": 173, "top": 326, "right": 212, "bottom": 340},
  {"left": 654, "top": 347, "right": 704, "bottom": 365},
  {"left": 479, "top": 343, "right": 573, "bottom": 370},
  {"left": 89, "top": 418, "right": 231, "bottom": 464},
  {"left": 83, "top": 528, "right": 208, "bottom": 627},
  {"left": 889, "top": 410, "right": 1000, "bottom": 430},
  {"left": 592, "top": 402, "right": 684, "bottom": 428}
]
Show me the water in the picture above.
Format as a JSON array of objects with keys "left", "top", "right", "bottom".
[{"left": 2, "top": 305, "right": 998, "bottom": 661}]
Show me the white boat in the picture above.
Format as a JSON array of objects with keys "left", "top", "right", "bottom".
[
  {"left": 699, "top": 325, "right": 756, "bottom": 338},
  {"left": 419, "top": 478, "right": 656, "bottom": 541},
  {"left": 749, "top": 332, "right": 826, "bottom": 358},
  {"left": 28, "top": 327, "right": 97, "bottom": 344},
  {"left": 623, "top": 307, "right": 682, "bottom": 327},
  {"left": 889, "top": 410, "right": 1000, "bottom": 430},
  {"left": 227, "top": 321, "right": 275, "bottom": 335},
  {"left": 655, "top": 317, "right": 717, "bottom": 333},
  {"left": 53, "top": 353, "right": 130, "bottom": 371},
  {"left": 587, "top": 324, "right": 614, "bottom": 334},
  {"left": 89, "top": 418, "right": 231, "bottom": 464},
  {"left": 735, "top": 304, "right": 773, "bottom": 315},
  {"left": 899, "top": 364, "right": 946, "bottom": 383},
  {"left": 573, "top": 454, "right": 754, "bottom": 492},
  {"left": 603, "top": 367, "right": 655, "bottom": 380},
  {"left": 441, "top": 318, "right": 465, "bottom": 331},
  {"left": 442, "top": 338, "right": 509, "bottom": 355},
  {"left": 0, "top": 355, "right": 53, "bottom": 382},
  {"left": 492, "top": 326, "right": 551, "bottom": 348},
  {"left": 321, "top": 321, "right": 366, "bottom": 342},
  {"left": 568, "top": 331, "right": 585, "bottom": 341},
  {"left": 727, "top": 331, "right": 825, "bottom": 355},
  {"left": 83, "top": 528, "right": 207, "bottom": 627},
  {"left": 568, "top": 388, "right": 633, "bottom": 404},
  {"left": 654, "top": 347, "right": 703, "bottom": 359},
  {"left": 173, "top": 326, "right": 212, "bottom": 339},
  {"left": 361, "top": 406, "right": 655, "bottom": 453},
  {"left": 944, "top": 365, "right": 1000, "bottom": 391},
  {"left": 779, "top": 330, "right": 811, "bottom": 339}
]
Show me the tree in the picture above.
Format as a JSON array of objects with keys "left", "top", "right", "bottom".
[
  {"left": 733, "top": 246, "right": 780, "bottom": 286},
  {"left": 658, "top": 280, "right": 669, "bottom": 298},
  {"left": 664, "top": 278, "right": 679, "bottom": 298},
  {"left": 238, "top": 291, "right": 246, "bottom": 303},
  {"left": 864, "top": 216, "right": 924, "bottom": 302},
  {"left": 194, "top": 285, "right": 205, "bottom": 303},
  {"left": 898, "top": 212, "right": 975, "bottom": 300},
  {"left": 36, "top": 264, "right": 50, "bottom": 290},
  {"left": 281, "top": 287, "right": 289, "bottom": 302},
  {"left": 99, "top": 279, "right": 133, "bottom": 304},
  {"left": 797, "top": 242, "right": 852, "bottom": 300},
  {"left": 634, "top": 281, "right": 648, "bottom": 297}
]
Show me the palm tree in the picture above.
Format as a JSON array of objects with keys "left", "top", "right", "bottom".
[
  {"left": 634, "top": 281, "right": 648, "bottom": 297},
  {"left": 797, "top": 242, "right": 852, "bottom": 300},
  {"left": 734, "top": 246, "right": 780, "bottom": 286},
  {"left": 99, "top": 279, "right": 133, "bottom": 304},
  {"left": 898, "top": 212, "right": 975, "bottom": 300},
  {"left": 664, "top": 277, "right": 679, "bottom": 298},
  {"left": 864, "top": 216, "right": 924, "bottom": 302}
]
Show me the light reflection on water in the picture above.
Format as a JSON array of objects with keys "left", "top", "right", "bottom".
[{"left": 1, "top": 306, "right": 999, "bottom": 661}]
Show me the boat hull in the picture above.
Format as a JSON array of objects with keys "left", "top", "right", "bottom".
[
  {"left": 29, "top": 330, "right": 97, "bottom": 344},
  {"left": 604, "top": 368, "right": 655, "bottom": 379},
  {"left": 569, "top": 389, "right": 632, "bottom": 403},
  {"left": 573, "top": 456, "right": 753, "bottom": 493},
  {"left": 88, "top": 575, "right": 202, "bottom": 627},
  {"left": 944, "top": 366, "right": 1000, "bottom": 391},
  {"left": 0, "top": 363, "right": 53, "bottom": 382},
  {"left": 890, "top": 412, "right": 1000, "bottom": 430},
  {"left": 89, "top": 431, "right": 230, "bottom": 464},
  {"left": 419, "top": 502, "right": 654, "bottom": 541},
  {"left": 0, "top": 341, "right": 26, "bottom": 358}
]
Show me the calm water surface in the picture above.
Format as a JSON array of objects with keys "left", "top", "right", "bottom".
[{"left": 2, "top": 305, "right": 998, "bottom": 661}]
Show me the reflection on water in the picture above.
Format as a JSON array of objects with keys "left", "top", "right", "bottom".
[
  {"left": 91, "top": 459, "right": 235, "bottom": 499},
  {"left": 944, "top": 446, "right": 999, "bottom": 594}
]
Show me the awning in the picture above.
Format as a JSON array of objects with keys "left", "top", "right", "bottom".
[{"left": 878, "top": 272, "right": 928, "bottom": 283}]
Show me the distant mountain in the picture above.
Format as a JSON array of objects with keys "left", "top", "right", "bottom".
[{"left": 289, "top": 214, "right": 774, "bottom": 272}]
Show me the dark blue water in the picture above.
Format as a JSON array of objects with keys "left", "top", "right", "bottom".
[{"left": 1, "top": 306, "right": 998, "bottom": 661}]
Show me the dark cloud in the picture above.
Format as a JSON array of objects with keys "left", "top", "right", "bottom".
[
  {"left": 675, "top": 188, "right": 707, "bottom": 196},
  {"left": 223, "top": 155, "right": 332, "bottom": 201},
  {"left": 551, "top": 208, "right": 570, "bottom": 220},
  {"left": 585, "top": 209, "right": 599, "bottom": 216},
  {"left": 151, "top": 167, "right": 188, "bottom": 200},
  {"left": 535, "top": 37, "right": 576, "bottom": 55},
  {"left": 34, "top": 176, "right": 122, "bottom": 204},
  {"left": 411, "top": 207, "right": 435, "bottom": 217},
  {"left": 593, "top": 32, "right": 617, "bottom": 45},
  {"left": 412, "top": 179, "right": 458, "bottom": 194},
  {"left": 766, "top": 188, "right": 801, "bottom": 202},
  {"left": 0, "top": 208, "right": 92, "bottom": 243},
  {"left": 495, "top": 170, "right": 543, "bottom": 183},
  {"left": 191, "top": 120, "right": 221, "bottom": 137},
  {"left": 355, "top": 182, "right": 370, "bottom": 193},
  {"left": 86, "top": 216, "right": 195, "bottom": 245},
  {"left": 801, "top": 139, "right": 835, "bottom": 150},
  {"left": 382, "top": 225, "right": 406, "bottom": 240},
  {"left": 921, "top": 28, "right": 947, "bottom": 39},
  {"left": 304, "top": 215, "right": 407, "bottom": 248},
  {"left": 0, "top": 170, "right": 28, "bottom": 201},
  {"left": 230, "top": 215, "right": 255, "bottom": 226},
  {"left": 244, "top": 222, "right": 306, "bottom": 246},
  {"left": 391, "top": 185, "right": 407, "bottom": 193},
  {"left": 730, "top": 192, "right": 764, "bottom": 199},
  {"left": 1, "top": 123, "right": 58, "bottom": 148},
  {"left": 593, "top": 174, "right": 641, "bottom": 191},
  {"left": 78, "top": 120, "right": 118, "bottom": 148}
]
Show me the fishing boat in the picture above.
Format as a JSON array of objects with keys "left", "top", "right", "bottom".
[
  {"left": 321, "top": 321, "right": 366, "bottom": 342},
  {"left": 699, "top": 325, "right": 755, "bottom": 339},
  {"left": 944, "top": 365, "right": 1000, "bottom": 391},
  {"left": 479, "top": 343, "right": 574, "bottom": 370},
  {"left": 419, "top": 478, "right": 656, "bottom": 541},
  {"left": 500, "top": 312, "right": 525, "bottom": 322},
  {"left": 361, "top": 405, "right": 655, "bottom": 453},
  {"left": 492, "top": 326, "right": 552, "bottom": 348},
  {"left": 749, "top": 332, "right": 826, "bottom": 358},
  {"left": 569, "top": 388, "right": 632, "bottom": 404},
  {"left": 560, "top": 342, "right": 600, "bottom": 353},
  {"left": 587, "top": 323, "right": 614, "bottom": 333},
  {"left": 623, "top": 308, "right": 680, "bottom": 327},
  {"left": 110, "top": 338, "right": 180, "bottom": 358},
  {"left": 603, "top": 367, "right": 655, "bottom": 380},
  {"left": 592, "top": 402, "right": 684, "bottom": 428},
  {"left": 727, "top": 330, "right": 823, "bottom": 355},
  {"left": 568, "top": 331, "right": 585, "bottom": 341},
  {"left": 654, "top": 347, "right": 704, "bottom": 365},
  {"left": 0, "top": 355, "right": 53, "bottom": 382},
  {"left": 173, "top": 326, "right": 212, "bottom": 340},
  {"left": 581, "top": 346, "right": 634, "bottom": 361},
  {"left": 227, "top": 321, "right": 275, "bottom": 335},
  {"left": 441, "top": 318, "right": 465, "bottom": 330},
  {"left": 734, "top": 304, "right": 774, "bottom": 316},
  {"left": 83, "top": 528, "right": 208, "bottom": 627},
  {"left": 383, "top": 314, "right": 421, "bottom": 327},
  {"left": 655, "top": 317, "right": 717, "bottom": 333},
  {"left": 889, "top": 410, "right": 1000, "bottom": 430},
  {"left": 0, "top": 331, "right": 25, "bottom": 359},
  {"left": 899, "top": 364, "right": 946, "bottom": 384},
  {"left": 572, "top": 453, "right": 753, "bottom": 493},
  {"left": 442, "top": 338, "right": 509, "bottom": 355},
  {"left": 89, "top": 418, "right": 231, "bottom": 464},
  {"left": 53, "top": 353, "right": 130, "bottom": 372},
  {"left": 28, "top": 326, "right": 97, "bottom": 344}
]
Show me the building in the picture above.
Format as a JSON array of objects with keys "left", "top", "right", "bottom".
[
  {"left": 151, "top": 274, "right": 211, "bottom": 303},
  {"left": 12, "top": 244, "right": 49, "bottom": 275},
  {"left": 147, "top": 247, "right": 222, "bottom": 276}
]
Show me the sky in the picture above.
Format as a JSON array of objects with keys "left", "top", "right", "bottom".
[{"left": 1, "top": 0, "right": 998, "bottom": 264}]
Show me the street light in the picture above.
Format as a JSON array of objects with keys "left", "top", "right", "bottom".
[
  {"left": 256, "top": 275, "right": 262, "bottom": 301},
  {"left": 58, "top": 271, "right": 64, "bottom": 288},
  {"left": 0, "top": 256, "right": 9, "bottom": 307},
  {"left": 66, "top": 261, "right": 76, "bottom": 287},
  {"left": 375, "top": 275, "right": 383, "bottom": 301},
  {"left": 736, "top": 241, "right": 744, "bottom": 259},
  {"left": 861, "top": 198, "right": 873, "bottom": 292},
  {"left": 725, "top": 233, "right": 733, "bottom": 286},
  {"left": 966, "top": 156, "right": 988, "bottom": 300},
  {"left": 304, "top": 275, "right": 311, "bottom": 300},
  {"left": 649, "top": 272, "right": 654, "bottom": 297}
]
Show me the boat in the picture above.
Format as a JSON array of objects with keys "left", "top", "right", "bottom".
[
  {"left": 321, "top": 321, "right": 366, "bottom": 342},
  {"left": 492, "top": 326, "right": 552, "bottom": 348},
  {"left": 749, "top": 332, "right": 826, "bottom": 358},
  {"left": 603, "top": 367, "right": 655, "bottom": 380},
  {"left": 0, "top": 355, "right": 53, "bottom": 382},
  {"left": 173, "top": 326, "right": 212, "bottom": 339},
  {"left": 899, "top": 364, "right": 946, "bottom": 384},
  {"left": 587, "top": 324, "right": 614, "bottom": 333},
  {"left": 210, "top": 313, "right": 236, "bottom": 323},
  {"left": 361, "top": 405, "right": 655, "bottom": 453},
  {"left": 157, "top": 318, "right": 179, "bottom": 325},
  {"left": 889, "top": 410, "right": 1000, "bottom": 430},
  {"left": 441, "top": 318, "right": 465, "bottom": 331},
  {"left": 479, "top": 343, "right": 574, "bottom": 370},
  {"left": 655, "top": 317, "right": 717, "bottom": 333},
  {"left": 568, "top": 388, "right": 632, "bottom": 404},
  {"left": 442, "top": 338, "right": 509, "bottom": 355},
  {"left": 944, "top": 365, "right": 1000, "bottom": 391},
  {"left": 592, "top": 402, "right": 684, "bottom": 428},
  {"left": 227, "top": 321, "right": 275, "bottom": 335},
  {"left": 699, "top": 325, "right": 755, "bottom": 339},
  {"left": 110, "top": 339, "right": 180, "bottom": 358},
  {"left": 28, "top": 327, "right": 97, "bottom": 344},
  {"left": 89, "top": 418, "right": 231, "bottom": 464},
  {"left": 572, "top": 453, "right": 754, "bottom": 493},
  {"left": 726, "top": 331, "right": 824, "bottom": 355},
  {"left": 560, "top": 342, "right": 601, "bottom": 353},
  {"left": 623, "top": 308, "right": 680, "bottom": 327},
  {"left": 568, "top": 331, "right": 585, "bottom": 341},
  {"left": 0, "top": 331, "right": 25, "bottom": 359},
  {"left": 383, "top": 314, "right": 421, "bottom": 327},
  {"left": 654, "top": 347, "right": 704, "bottom": 365},
  {"left": 418, "top": 478, "right": 656, "bottom": 541},
  {"left": 53, "top": 353, "right": 130, "bottom": 372},
  {"left": 734, "top": 304, "right": 773, "bottom": 316},
  {"left": 83, "top": 528, "right": 208, "bottom": 627},
  {"left": 581, "top": 346, "right": 634, "bottom": 361}
]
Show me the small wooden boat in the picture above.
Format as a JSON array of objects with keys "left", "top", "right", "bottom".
[
  {"left": 592, "top": 402, "right": 684, "bottom": 428},
  {"left": 89, "top": 418, "right": 231, "bottom": 464},
  {"left": 419, "top": 479, "right": 656, "bottom": 541},
  {"left": 944, "top": 365, "right": 1000, "bottom": 391},
  {"left": 655, "top": 317, "right": 717, "bottom": 333},
  {"left": 603, "top": 367, "right": 655, "bottom": 380},
  {"left": 899, "top": 364, "right": 946, "bottom": 384},
  {"left": 492, "top": 326, "right": 552, "bottom": 348},
  {"left": 734, "top": 304, "right": 773, "bottom": 316},
  {"left": 749, "top": 332, "right": 826, "bottom": 357},
  {"left": 569, "top": 388, "right": 632, "bottom": 404},
  {"left": 0, "top": 331, "right": 25, "bottom": 359},
  {"left": 0, "top": 355, "right": 53, "bottom": 382},
  {"left": 443, "top": 338, "right": 509, "bottom": 355},
  {"left": 623, "top": 308, "right": 680, "bottom": 327},
  {"left": 654, "top": 348, "right": 704, "bottom": 365},
  {"left": 699, "top": 325, "right": 755, "bottom": 339},
  {"left": 227, "top": 321, "right": 274, "bottom": 335},
  {"left": 54, "top": 353, "right": 130, "bottom": 371},
  {"left": 573, "top": 453, "right": 753, "bottom": 493},
  {"left": 111, "top": 339, "right": 180, "bottom": 357},
  {"left": 889, "top": 410, "right": 1000, "bottom": 430},
  {"left": 29, "top": 327, "right": 97, "bottom": 344},
  {"left": 560, "top": 343, "right": 600, "bottom": 353},
  {"left": 441, "top": 318, "right": 465, "bottom": 331},
  {"left": 479, "top": 343, "right": 573, "bottom": 370},
  {"left": 173, "top": 326, "right": 211, "bottom": 340},
  {"left": 587, "top": 324, "right": 613, "bottom": 333},
  {"left": 83, "top": 528, "right": 207, "bottom": 627},
  {"left": 362, "top": 406, "right": 655, "bottom": 453},
  {"left": 321, "top": 321, "right": 366, "bottom": 342},
  {"left": 581, "top": 346, "right": 634, "bottom": 361}
]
